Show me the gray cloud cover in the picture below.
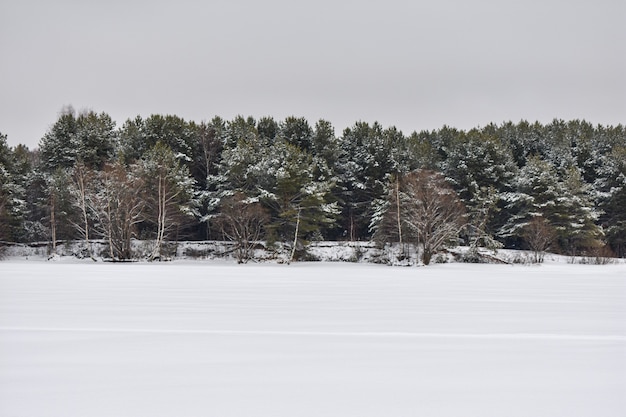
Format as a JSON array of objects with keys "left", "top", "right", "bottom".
[{"left": 1, "top": 0, "right": 624, "bottom": 148}]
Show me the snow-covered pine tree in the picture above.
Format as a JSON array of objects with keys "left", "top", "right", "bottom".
[
  {"left": 39, "top": 107, "right": 79, "bottom": 172},
  {"left": 334, "top": 123, "right": 371, "bottom": 241},
  {"left": 439, "top": 130, "right": 516, "bottom": 249},
  {"left": 195, "top": 117, "right": 226, "bottom": 189},
  {"left": 370, "top": 172, "right": 411, "bottom": 255},
  {"left": 557, "top": 166, "right": 603, "bottom": 255},
  {"left": 279, "top": 116, "right": 314, "bottom": 152},
  {"left": 261, "top": 139, "right": 338, "bottom": 261},
  {"left": 597, "top": 142, "right": 626, "bottom": 257},
  {"left": 497, "top": 120, "right": 546, "bottom": 167},
  {"left": 143, "top": 114, "right": 198, "bottom": 164},
  {"left": 335, "top": 122, "right": 406, "bottom": 241},
  {"left": 500, "top": 156, "right": 562, "bottom": 248},
  {"left": 500, "top": 155, "right": 601, "bottom": 254},
  {"left": 74, "top": 111, "right": 117, "bottom": 170},
  {"left": 256, "top": 116, "right": 279, "bottom": 142},
  {"left": 312, "top": 119, "right": 339, "bottom": 172},
  {"left": 118, "top": 116, "right": 146, "bottom": 164},
  {"left": 203, "top": 119, "right": 267, "bottom": 240},
  {"left": 0, "top": 133, "right": 26, "bottom": 243},
  {"left": 119, "top": 114, "right": 199, "bottom": 170},
  {"left": 44, "top": 168, "right": 75, "bottom": 254}
]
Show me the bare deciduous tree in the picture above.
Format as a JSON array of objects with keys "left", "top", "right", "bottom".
[
  {"left": 403, "top": 170, "right": 465, "bottom": 265},
  {"left": 523, "top": 216, "right": 556, "bottom": 263},
  {"left": 69, "top": 162, "right": 97, "bottom": 258},
  {"left": 374, "top": 169, "right": 465, "bottom": 265},
  {"left": 92, "top": 162, "right": 145, "bottom": 261},
  {"left": 215, "top": 192, "right": 269, "bottom": 263}
]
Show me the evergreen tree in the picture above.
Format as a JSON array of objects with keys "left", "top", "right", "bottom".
[
  {"left": 39, "top": 107, "right": 79, "bottom": 172},
  {"left": 119, "top": 114, "right": 199, "bottom": 168},
  {"left": 500, "top": 156, "right": 562, "bottom": 247},
  {"left": 257, "top": 116, "right": 279, "bottom": 142},
  {"left": 204, "top": 118, "right": 268, "bottom": 239},
  {"left": 262, "top": 140, "right": 338, "bottom": 260},
  {"left": 440, "top": 130, "right": 517, "bottom": 247},
  {"left": 279, "top": 116, "right": 314, "bottom": 152},
  {"left": 598, "top": 143, "right": 626, "bottom": 256},
  {"left": 500, "top": 156, "right": 601, "bottom": 253},
  {"left": 405, "top": 130, "right": 439, "bottom": 170},
  {"left": 498, "top": 120, "right": 546, "bottom": 167},
  {"left": 21, "top": 168, "right": 50, "bottom": 243},
  {"left": 370, "top": 172, "right": 407, "bottom": 247},
  {"left": 44, "top": 168, "right": 75, "bottom": 253},
  {"left": 143, "top": 114, "right": 198, "bottom": 163},
  {"left": 195, "top": 117, "right": 226, "bottom": 188},
  {"left": 557, "top": 166, "right": 603, "bottom": 255},
  {"left": 224, "top": 116, "right": 258, "bottom": 149},
  {"left": 335, "top": 122, "right": 397, "bottom": 240},
  {"left": 209, "top": 123, "right": 268, "bottom": 197},
  {"left": 0, "top": 134, "right": 26, "bottom": 242},
  {"left": 118, "top": 116, "right": 146, "bottom": 164},
  {"left": 39, "top": 108, "right": 117, "bottom": 172},
  {"left": 74, "top": 111, "right": 117, "bottom": 169},
  {"left": 312, "top": 120, "right": 339, "bottom": 169}
]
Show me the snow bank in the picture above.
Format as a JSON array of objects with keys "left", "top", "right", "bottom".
[
  {"left": 2, "top": 240, "right": 387, "bottom": 263},
  {"left": 5, "top": 239, "right": 615, "bottom": 266}
]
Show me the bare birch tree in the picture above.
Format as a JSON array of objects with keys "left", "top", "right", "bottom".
[
  {"left": 140, "top": 143, "right": 198, "bottom": 260},
  {"left": 69, "top": 162, "right": 97, "bottom": 258}
]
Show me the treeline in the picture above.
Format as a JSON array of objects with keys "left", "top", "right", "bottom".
[{"left": 1, "top": 108, "right": 625, "bottom": 261}]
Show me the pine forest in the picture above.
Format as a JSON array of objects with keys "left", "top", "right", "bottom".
[{"left": 1, "top": 110, "right": 625, "bottom": 262}]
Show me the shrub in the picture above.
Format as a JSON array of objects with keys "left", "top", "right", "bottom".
[{"left": 579, "top": 246, "right": 616, "bottom": 265}]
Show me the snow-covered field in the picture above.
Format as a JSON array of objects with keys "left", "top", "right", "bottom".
[{"left": 1, "top": 260, "right": 625, "bottom": 417}]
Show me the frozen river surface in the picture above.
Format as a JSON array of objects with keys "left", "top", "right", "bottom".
[{"left": 1, "top": 261, "right": 625, "bottom": 416}]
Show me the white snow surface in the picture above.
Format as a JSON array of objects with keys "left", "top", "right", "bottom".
[{"left": 1, "top": 260, "right": 625, "bottom": 417}]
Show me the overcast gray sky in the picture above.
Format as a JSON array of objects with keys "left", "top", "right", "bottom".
[{"left": 1, "top": 0, "right": 624, "bottom": 148}]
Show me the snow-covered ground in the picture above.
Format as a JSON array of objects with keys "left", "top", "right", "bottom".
[{"left": 1, "top": 260, "right": 625, "bottom": 417}]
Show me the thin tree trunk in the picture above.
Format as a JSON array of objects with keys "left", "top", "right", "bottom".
[
  {"left": 349, "top": 210, "right": 355, "bottom": 241},
  {"left": 151, "top": 174, "right": 165, "bottom": 261},
  {"left": 77, "top": 171, "right": 93, "bottom": 259},
  {"left": 50, "top": 193, "right": 56, "bottom": 254},
  {"left": 106, "top": 190, "right": 114, "bottom": 260},
  {"left": 159, "top": 176, "right": 167, "bottom": 256},
  {"left": 396, "top": 175, "right": 402, "bottom": 246},
  {"left": 289, "top": 207, "right": 301, "bottom": 264}
]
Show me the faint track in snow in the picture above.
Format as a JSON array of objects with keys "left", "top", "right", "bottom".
[{"left": 1, "top": 327, "right": 625, "bottom": 342}]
